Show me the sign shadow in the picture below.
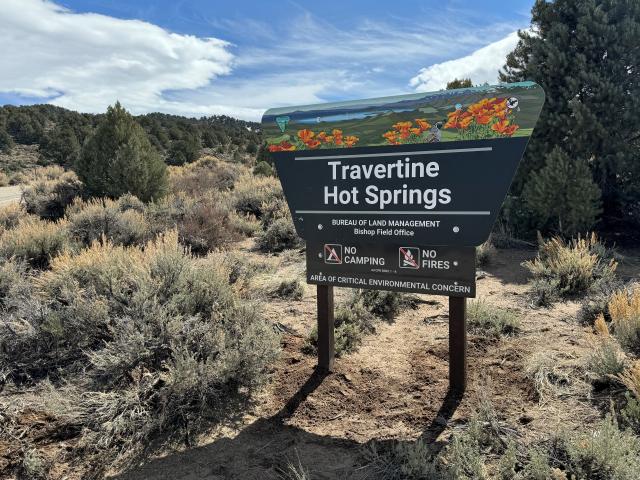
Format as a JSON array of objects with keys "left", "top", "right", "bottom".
[{"left": 110, "top": 368, "right": 466, "bottom": 480}]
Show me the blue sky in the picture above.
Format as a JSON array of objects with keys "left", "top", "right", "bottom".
[{"left": 0, "top": 0, "right": 535, "bottom": 120}]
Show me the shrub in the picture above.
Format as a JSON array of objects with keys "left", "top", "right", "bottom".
[
  {"left": 257, "top": 217, "right": 302, "bottom": 253},
  {"left": 253, "top": 160, "right": 274, "bottom": 177},
  {"left": 0, "top": 259, "right": 30, "bottom": 308},
  {"left": 0, "top": 231, "right": 279, "bottom": 474},
  {"left": 587, "top": 334, "right": 627, "bottom": 381},
  {"left": 0, "top": 202, "right": 28, "bottom": 230},
  {"left": 467, "top": 299, "right": 520, "bottom": 337},
  {"left": 578, "top": 280, "right": 623, "bottom": 325},
  {"left": 0, "top": 171, "right": 8, "bottom": 186},
  {"left": 0, "top": 217, "right": 71, "bottom": 268},
  {"left": 363, "top": 385, "right": 505, "bottom": 479},
  {"left": 608, "top": 285, "right": 640, "bottom": 354},
  {"left": 232, "top": 173, "right": 282, "bottom": 218},
  {"left": 524, "top": 233, "right": 617, "bottom": 305},
  {"left": 260, "top": 197, "right": 291, "bottom": 230},
  {"left": 358, "top": 289, "right": 415, "bottom": 320},
  {"left": 306, "top": 289, "right": 414, "bottom": 357},
  {"left": 169, "top": 157, "right": 240, "bottom": 195},
  {"left": 558, "top": 414, "right": 640, "bottom": 479},
  {"left": 147, "top": 193, "right": 244, "bottom": 254},
  {"left": 476, "top": 237, "right": 496, "bottom": 267},
  {"left": 228, "top": 211, "right": 261, "bottom": 237},
  {"left": 21, "top": 170, "right": 83, "bottom": 219},
  {"left": 177, "top": 195, "right": 242, "bottom": 254},
  {"left": 273, "top": 279, "right": 304, "bottom": 300},
  {"left": 66, "top": 197, "right": 151, "bottom": 247}
]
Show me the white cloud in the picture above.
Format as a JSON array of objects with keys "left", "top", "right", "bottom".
[
  {"left": 0, "top": 1, "right": 527, "bottom": 121},
  {"left": 409, "top": 31, "right": 521, "bottom": 92},
  {"left": 0, "top": 0, "right": 234, "bottom": 115}
]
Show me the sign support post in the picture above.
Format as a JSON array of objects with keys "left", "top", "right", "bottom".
[
  {"left": 448, "top": 296, "right": 467, "bottom": 392},
  {"left": 316, "top": 285, "right": 335, "bottom": 371}
]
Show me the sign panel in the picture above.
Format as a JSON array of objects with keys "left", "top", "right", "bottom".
[
  {"left": 263, "top": 82, "right": 544, "bottom": 295},
  {"left": 262, "top": 82, "right": 544, "bottom": 247},
  {"left": 306, "top": 242, "right": 476, "bottom": 297}
]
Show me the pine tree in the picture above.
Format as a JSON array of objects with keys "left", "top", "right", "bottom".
[
  {"left": 76, "top": 102, "right": 167, "bottom": 201},
  {"left": 446, "top": 78, "right": 473, "bottom": 89},
  {"left": 523, "top": 146, "right": 601, "bottom": 235},
  {"left": 501, "top": 0, "right": 640, "bottom": 233}
]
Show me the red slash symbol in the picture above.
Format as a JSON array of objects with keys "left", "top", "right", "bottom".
[{"left": 324, "top": 244, "right": 342, "bottom": 264}]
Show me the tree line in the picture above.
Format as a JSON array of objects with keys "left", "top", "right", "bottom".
[{"left": 0, "top": 103, "right": 261, "bottom": 167}]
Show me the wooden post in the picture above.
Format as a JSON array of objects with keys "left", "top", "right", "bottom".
[
  {"left": 448, "top": 296, "right": 467, "bottom": 393},
  {"left": 316, "top": 285, "right": 335, "bottom": 371}
]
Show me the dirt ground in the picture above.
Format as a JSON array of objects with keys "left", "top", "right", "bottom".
[{"left": 104, "top": 244, "right": 640, "bottom": 480}]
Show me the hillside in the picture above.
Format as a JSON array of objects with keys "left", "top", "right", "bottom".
[{"left": 0, "top": 103, "right": 262, "bottom": 184}]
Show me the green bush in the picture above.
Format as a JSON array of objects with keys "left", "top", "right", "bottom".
[
  {"left": 524, "top": 233, "right": 617, "bottom": 305},
  {"left": 21, "top": 170, "right": 83, "bottom": 220},
  {"left": 253, "top": 160, "right": 274, "bottom": 177},
  {"left": 76, "top": 102, "right": 167, "bottom": 201},
  {"left": 308, "top": 300, "right": 376, "bottom": 357},
  {"left": 467, "top": 299, "right": 520, "bottom": 337},
  {"left": 357, "top": 289, "right": 415, "bottom": 320},
  {"left": 0, "top": 217, "right": 71, "bottom": 268}
]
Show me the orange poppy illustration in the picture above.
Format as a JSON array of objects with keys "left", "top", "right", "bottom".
[
  {"left": 444, "top": 97, "right": 520, "bottom": 139},
  {"left": 267, "top": 127, "right": 359, "bottom": 151},
  {"left": 382, "top": 119, "right": 438, "bottom": 145}
]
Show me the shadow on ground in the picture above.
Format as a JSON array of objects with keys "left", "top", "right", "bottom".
[{"left": 111, "top": 369, "right": 462, "bottom": 480}]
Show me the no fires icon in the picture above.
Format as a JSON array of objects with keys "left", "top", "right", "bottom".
[
  {"left": 399, "top": 247, "right": 420, "bottom": 269},
  {"left": 324, "top": 244, "right": 342, "bottom": 264}
]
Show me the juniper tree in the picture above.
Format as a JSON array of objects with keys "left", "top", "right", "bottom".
[
  {"left": 523, "top": 146, "right": 601, "bottom": 235},
  {"left": 76, "top": 102, "right": 167, "bottom": 201},
  {"left": 500, "top": 0, "right": 640, "bottom": 234},
  {"left": 40, "top": 123, "right": 80, "bottom": 166},
  {"left": 0, "top": 127, "right": 12, "bottom": 153}
]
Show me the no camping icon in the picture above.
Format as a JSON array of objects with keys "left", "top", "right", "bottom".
[{"left": 324, "top": 244, "right": 342, "bottom": 264}]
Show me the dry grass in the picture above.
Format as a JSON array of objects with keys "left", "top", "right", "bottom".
[
  {"left": 524, "top": 233, "right": 617, "bottom": 305},
  {"left": 617, "top": 361, "right": 640, "bottom": 400},
  {"left": 608, "top": 285, "right": 640, "bottom": 353},
  {"left": 524, "top": 351, "right": 586, "bottom": 405}
]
